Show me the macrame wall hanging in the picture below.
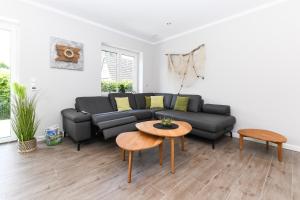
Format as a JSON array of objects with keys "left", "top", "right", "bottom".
[{"left": 166, "top": 44, "right": 206, "bottom": 94}]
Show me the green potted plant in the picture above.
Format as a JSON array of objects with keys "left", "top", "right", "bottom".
[
  {"left": 161, "top": 118, "right": 173, "bottom": 127},
  {"left": 118, "top": 83, "right": 126, "bottom": 93},
  {"left": 12, "top": 83, "right": 39, "bottom": 153}
]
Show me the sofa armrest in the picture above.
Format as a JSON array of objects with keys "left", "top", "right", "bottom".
[
  {"left": 61, "top": 108, "right": 91, "bottom": 123},
  {"left": 202, "top": 104, "right": 231, "bottom": 115}
]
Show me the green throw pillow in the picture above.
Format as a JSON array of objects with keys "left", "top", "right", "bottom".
[
  {"left": 174, "top": 96, "right": 189, "bottom": 112},
  {"left": 150, "top": 96, "right": 164, "bottom": 109},
  {"left": 115, "top": 97, "right": 132, "bottom": 111},
  {"left": 145, "top": 96, "right": 151, "bottom": 109}
]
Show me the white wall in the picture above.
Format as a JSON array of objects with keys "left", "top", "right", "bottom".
[
  {"left": 1, "top": 0, "right": 300, "bottom": 150},
  {"left": 154, "top": 0, "right": 300, "bottom": 150},
  {"left": 0, "top": 0, "right": 155, "bottom": 137}
]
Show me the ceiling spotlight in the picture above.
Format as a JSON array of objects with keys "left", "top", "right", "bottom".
[{"left": 166, "top": 22, "right": 172, "bottom": 26}]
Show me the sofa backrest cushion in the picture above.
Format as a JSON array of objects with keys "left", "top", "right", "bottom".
[
  {"left": 108, "top": 93, "right": 137, "bottom": 111},
  {"left": 134, "top": 93, "right": 154, "bottom": 109},
  {"left": 75, "top": 96, "right": 113, "bottom": 114},
  {"left": 154, "top": 93, "right": 173, "bottom": 109},
  {"left": 171, "top": 94, "right": 203, "bottom": 112},
  {"left": 202, "top": 104, "right": 231, "bottom": 115}
]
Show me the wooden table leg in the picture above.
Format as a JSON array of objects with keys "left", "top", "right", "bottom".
[
  {"left": 159, "top": 143, "right": 163, "bottom": 166},
  {"left": 170, "top": 138, "right": 175, "bottom": 174},
  {"left": 266, "top": 141, "right": 269, "bottom": 150},
  {"left": 239, "top": 135, "right": 244, "bottom": 150},
  {"left": 277, "top": 143, "right": 283, "bottom": 162},
  {"left": 128, "top": 151, "right": 133, "bottom": 183},
  {"left": 121, "top": 149, "right": 125, "bottom": 161},
  {"left": 181, "top": 136, "right": 185, "bottom": 151}
]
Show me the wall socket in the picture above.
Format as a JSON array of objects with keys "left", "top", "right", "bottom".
[{"left": 30, "top": 78, "right": 38, "bottom": 91}]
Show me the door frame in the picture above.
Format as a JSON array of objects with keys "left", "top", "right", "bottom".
[{"left": 0, "top": 18, "right": 19, "bottom": 143}]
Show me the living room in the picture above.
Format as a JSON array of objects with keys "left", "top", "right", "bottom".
[{"left": 0, "top": 0, "right": 299, "bottom": 199}]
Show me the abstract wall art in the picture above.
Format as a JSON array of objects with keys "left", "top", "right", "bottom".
[{"left": 50, "top": 37, "right": 84, "bottom": 71}]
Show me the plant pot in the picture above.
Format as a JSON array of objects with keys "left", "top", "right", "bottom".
[{"left": 18, "top": 138, "right": 37, "bottom": 153}]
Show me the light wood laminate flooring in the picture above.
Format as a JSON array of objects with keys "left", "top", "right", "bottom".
[{"left": 0, "top": 136, "right": 299, "bottom": 200}]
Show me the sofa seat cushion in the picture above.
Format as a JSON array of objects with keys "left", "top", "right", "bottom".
[
  {"left": 102, "top": 123, "right": 137, "bottom": 140},
  {"left": 124, "top": 109, "right": 153, "bottom": 120},
  {"left": 92, "top": 111, "right": 133, "bottom": 125},
  {"left": 150, "top": 108, "right": 165, "bottom": 113},
  {"left": 155, "top": 110, "right": 236, "bottom": 133},
  {"left": 97, "top": 116, "right": 137, "bottom": 130}
]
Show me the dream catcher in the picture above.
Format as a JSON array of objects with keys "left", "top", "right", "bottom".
[{"left": 167, "top": 44, "right": 206, "bottom": 94}]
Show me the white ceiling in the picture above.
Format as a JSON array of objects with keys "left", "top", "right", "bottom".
[{"left": 24, "top": 0, "right": 279, "bottom": 43}]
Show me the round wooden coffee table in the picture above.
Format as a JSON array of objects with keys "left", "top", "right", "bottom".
[
  {"left": 116, "top": 131, "right": 163, "bottom": 183},
  {"left": 238, "top": 129, "right": 287, "bottom": 161},
  {"left": 136, "top": 120, "right": 192, "bottom": 174}
]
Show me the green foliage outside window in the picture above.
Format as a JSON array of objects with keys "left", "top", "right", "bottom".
[
  {"left": 0, "top": 62, "right": 9, "bottom": 69},
  {"left": 0, "top": 72, "right": 10, "bottom": 119},
  {"left": 101, "top": 80, "right": 133, "bottom": 93}
]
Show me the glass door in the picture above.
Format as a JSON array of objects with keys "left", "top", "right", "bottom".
[{"left": 0, "top": 28, "right": 12, "bottom": 141}]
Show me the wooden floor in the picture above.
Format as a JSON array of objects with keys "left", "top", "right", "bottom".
[{"left": 0, "top": 135, "right": 299, "bottom": 200}]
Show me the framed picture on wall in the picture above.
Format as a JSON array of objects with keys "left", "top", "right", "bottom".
[{"left": 50, "top": 37, "right": 84, "bottom": 71}]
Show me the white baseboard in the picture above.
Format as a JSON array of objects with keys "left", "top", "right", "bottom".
[
  {"left": 35, "top": 132, "right": 300, "bottom": 152},
  {"left": 0, "top": 135, "right": 45, "bottom": 144},
  {"left": 231, "top": 132, "right": 300, "bottom": 152},
  {"left": 36, "top": 135, "right": 46, "bottom": 142}
]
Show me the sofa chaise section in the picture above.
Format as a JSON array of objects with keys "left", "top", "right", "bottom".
[{"left": 155, "top": 98, "right": 236, "bottom": 148}]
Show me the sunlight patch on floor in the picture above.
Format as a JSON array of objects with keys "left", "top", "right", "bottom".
[{"left": 0, "top": 119, "right": 11, "bottom": 138}]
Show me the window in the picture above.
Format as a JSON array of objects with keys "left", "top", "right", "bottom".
[{"left": 101, "top": 44, "right": 139, "bottom": 94}]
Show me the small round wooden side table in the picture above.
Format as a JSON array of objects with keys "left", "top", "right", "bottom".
[
  {"left": 136, "top": 120, "right": 192, "bottom": 174},
  {"left": 238, "top": 129, "right": 287, "bottom": 161},
  {"left": 116, "top": 131, "right": 163, "bottom": 183}
]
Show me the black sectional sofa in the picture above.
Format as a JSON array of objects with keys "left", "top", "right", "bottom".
[{"left": 61, "top": 93, "right": 236, "bottom": 150}]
